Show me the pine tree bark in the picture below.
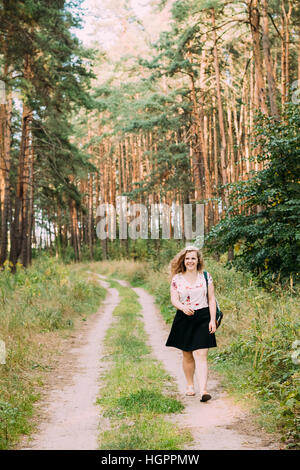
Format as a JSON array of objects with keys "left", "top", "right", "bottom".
[
  {"left": 261, "top": 0, "right": 279, "bottom": 117},
  {"left": 9, "top": 101, "right": 32, "bottom": 271},
  {"left": 248, "top": 0, "right": 268, "bottom": 115},
  {"left": 212, "top": 95, "right": 219, "bottom": 224},
  {"left": 0, "top": 67, "right": 12, "bottom": 266},
  {"left": 20, "top": 127, "right": 34, "bottom": 267},
  {"left": 69, "top": 198, "right": 81, "bottom": 262},
  {"left": 211, "top": 8, "right": 228, "bottom": 209},
  {"left": 281, "top": 0, "right": 292, "bottom": 106},
  {"left": 298, "top": 25, "right": 300, "bottom": 84},
  {"left": 99, "top": 141, "right": 108, "bottom": 259},
  {"left": 189, "top": 72, "right": 204, "bottom": 202},
  {"left": 88, "top": 172, "right": 94, "bottom": 259}
]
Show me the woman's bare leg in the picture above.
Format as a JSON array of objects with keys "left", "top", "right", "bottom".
[
  {"left": 193, "top": 348, "right": 209, "bottom": 394},
  {"left": 182, "top": 351, "right": 195, "bottom": 387}
]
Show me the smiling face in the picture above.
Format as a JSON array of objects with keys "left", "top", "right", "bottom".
[{"left": 184, "top": 251, "right": 198, "bottom": 272}]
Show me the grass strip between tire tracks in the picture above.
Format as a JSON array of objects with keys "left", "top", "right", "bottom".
[{"left": 97, "top": 279, "right": 192, "bottom": 450}]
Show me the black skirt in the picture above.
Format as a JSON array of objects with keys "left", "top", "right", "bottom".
[{"left": 165, "top": 307, "right": 217, "bottom": 352}]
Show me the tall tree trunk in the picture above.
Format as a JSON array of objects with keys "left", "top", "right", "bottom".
[
  {"left": 121, "top": 140, "right": 127, "bottom": 193},
  {"left": 282, "top": 0, "right": 292, "bottom": 99},
  {"left": 227, "top": 100, "right": 234, "bottom": 185},
  {"left": 88, "top": 172, "right": 94, "bottom": 259},
  {"left": 0, "top": 66, "right": 12, "bottom": 267},
  {"left": 197, "top": 43, "right": 212, "bottom": 230},
  {"left": 262, "top": 0, "right": 279, "bottom": 117},
  {"left": 24, "top": 143, "right": 34, "bottom": 267},
  {"left": 9, "top": 102, "right": 32, "bottom": 271},
  {"left": 298, "top": 25, "right": 300, "bottom": 84},
  {"left": 190, "top": 76, "right": 203, "bottom": 202},
  {"left": 9, "top": 54, "right": 34, "bottom": 271},
  {"left": 69, "top": 199, "right": 81, "bottom": 262},
  {"left": 280, "top": 0, "right": 292, "bottom": 107},
  {"left": 100, "top": 142, "right": 108, "bottom": 259},
  {"left": 211, "top": 8, "right": 228, "bottom": 209},
  {"left": 281, "top": 9, "right": 287, "bottom": 107},
  {"left": 212, "top": 7, "right": 232, "bottom": 259},
  {"left": 248, "top": 0, "right": 268, "bottom": 115},
  {"left": 20, "top": 126, "right": 33, "bottom": 267},
  {"left": 212, "top": 95, "right": 219, "bottom": 224}
]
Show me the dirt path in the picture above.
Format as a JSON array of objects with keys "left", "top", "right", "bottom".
[
  {"left": 20, "top": 279, "right": 119, "bottom": 450},
  {"left": 19, "top": 272, "right": 280, "bottom": 450},
  {"left": 131, "top": 284, "right": 280, "bottom": 450}
]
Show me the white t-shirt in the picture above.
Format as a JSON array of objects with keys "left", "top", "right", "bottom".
[{"left": 171, "top": 271, "right": 213, "bottom": 310}]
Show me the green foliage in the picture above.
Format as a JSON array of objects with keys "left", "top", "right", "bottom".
[
  {"left": 113, "top": 389, "right": 183, "bottom": 416},
  {"left": 54, "top": 243, "right": 103, "bottom": 264},
  {"left": 207, "top": 103, "right": 300, "bottom": 287},
  {"left": 211, "top": 313, "right": 300, "bottom": 448},
  {"left": 171, "top": 0, "right": 191, "bottom": 22},
  {"left": 93, "top": 78, "right": 192, "bottom": 200},
  {"left": 0, "top": 401, "right": 19, "bottom": 449},
  {"left": 0, "top": 0, "right": 96, "bottom": 250}
]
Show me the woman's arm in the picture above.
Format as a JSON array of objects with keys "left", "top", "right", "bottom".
[
  {"left": 207, "top": 282, "right": 217, "bottom": 333},
  {"left": 170, "top": 286, "right": 194, "bottom": 316}
]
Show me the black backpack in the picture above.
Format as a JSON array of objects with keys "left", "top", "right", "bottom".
[{"left": 203, "top": 271, "right": 223, "bottom": 329}]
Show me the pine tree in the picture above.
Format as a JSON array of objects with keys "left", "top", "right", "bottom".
[{"left": 0, "top": 0, "right": 95, "bottom": 269}]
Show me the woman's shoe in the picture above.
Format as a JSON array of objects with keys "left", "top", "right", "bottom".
[
  {"left": 200, "top": 393, "right": 211, "bottom": 402},
  {"left": 185, "top": 385, "right": 195, "bottom": 396}
]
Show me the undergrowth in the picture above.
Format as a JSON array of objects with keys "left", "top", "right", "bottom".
[{"left": 0, "top": 255, "right": 106, "bottom": 449}]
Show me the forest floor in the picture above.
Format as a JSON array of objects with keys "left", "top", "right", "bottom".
[{"left": 18, "top": 273, "right": 282, "bottom": 451}]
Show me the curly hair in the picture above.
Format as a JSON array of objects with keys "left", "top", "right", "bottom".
[{"left": 169, "top": 245, "right": 204, "bottom": 278}]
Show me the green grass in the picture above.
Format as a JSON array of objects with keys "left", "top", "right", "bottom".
[
  {"left": 0, "top": 255, "right": 106, "bottom": 449},
  {"left": 116, "top": 389, "right": 183, "bottom": 415},
  {"left": 96, "top": 280, "right": 191, "bottom": 450},
  {"left": 99, "top": 417, "right": 187, "bottom": 450}
]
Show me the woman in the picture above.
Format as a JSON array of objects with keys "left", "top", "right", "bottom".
[{"left": 165, "top": 246, "right": 217, "bottom": 402}]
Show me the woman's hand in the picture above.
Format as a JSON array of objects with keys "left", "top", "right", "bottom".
[
  {"left": 182, "top": 305, "right": 195, "bottom": 316},
  {"left": 209, "top": 320, "right": 216, "bottom": 334}
]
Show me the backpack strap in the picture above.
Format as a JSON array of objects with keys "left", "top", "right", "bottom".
[
  {"left": 204, "top": 271, "right": 222, "bottom": 328},
  {"left": 203, "top": 271, "right": 208, "bottom": 301}
]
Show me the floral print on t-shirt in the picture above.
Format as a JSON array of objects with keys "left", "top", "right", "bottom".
[{"left": 171, "top": 271, "right": 213, "bottom": 310}]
